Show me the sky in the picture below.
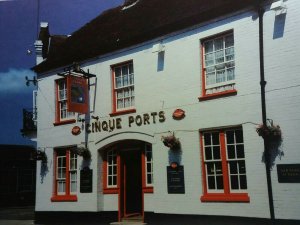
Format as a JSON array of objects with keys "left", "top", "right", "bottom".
[{"left": 0, "top": 0, "right": 123, "bottom": 146}]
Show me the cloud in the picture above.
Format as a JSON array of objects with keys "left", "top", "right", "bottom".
[{"left": 0, "top": 68, "right": 36, "bottom": 93}]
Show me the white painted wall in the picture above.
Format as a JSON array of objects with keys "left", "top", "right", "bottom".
[{"left": 35, "top": 0, "right": 300, "bottom": 221}]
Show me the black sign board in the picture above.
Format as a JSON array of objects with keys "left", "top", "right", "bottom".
[
  {"left": 167, "top": 165, "right": 185, "bottom": 194},
  {"left": 277, "top": 164, "right": 300, "bottom": 183},
  {"left": 80, "top": 168, "right": 93, "bottom": 193}
]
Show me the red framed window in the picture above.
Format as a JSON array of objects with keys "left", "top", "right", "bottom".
[
  {"left": 111, "top": 61, "right": 136, "bottom": 116},
  {"left": 199, "top": 31, "right": 237, "bottom": 101},
  {"left": 102, "top": 145, "right": 154, "bottom": 194},
  {"left": 54, "top": 78, "right": 76, "bottom": 125},
  {"left": 103, "top": 149, "right": 119, "bottom": 194},
  {"left": 51, "top": 148, "right": 77, "bottom": 202},
  {"left": 200, "top": 128, "right": 249, "bottom": 202}
]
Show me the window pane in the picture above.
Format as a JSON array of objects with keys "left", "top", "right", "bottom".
[
  {"left": 204, "top": 133, "right": 211, "bottom": 145},
  {"left": 214, "top": 38, "right": 223, "bottom": 51},
  {"left": 204, "top": 41, "right": 213, "bottom": 53},
  {"left": 123, "top": 74, "right": 129, "bottom": 86},
  {"left": 240, "top": 175, "right": 247, "bottom": 189},
  {"left": 227, "top": 67, "right": 235, "bottom": 81},
  {"left": 213, "top": 146, "right": 221, "bottom": 160},
  {"left": 115, "top": 67, "right": 121, "bottom": 77},
  {"left": 236, "top": 145, "right": 245, "bottom": 158},
  {"left": 216, "top": 69, "right": 226, "bottom": 83},
  {"left": 235, "top": 129, "right": 244, "bottom": 143},
  {"left": 113, "top": 176, "right": 117, "bottom": 185},
  {"left": 230, "top": 175, "right": 239, "bottom": 189},
  {"left": 225, "top": 34, "right": 234, "bottom": 48},
  {"left": 147, "top": 174, "right": 152, "bottom": 184},
  {"left": 206, "top": 163, "right": 214, "bottom": 175},
  {"left": 227, "top": 145, "right": 235, "bottom": 159},
  {"left": 116, "top": 77, "right": 122, "bottom": 88},
  {"left": 122, "top": 66, "right": 128, "bottom": 76},
  {"left": 108, "top": 176, "right": 112, "bottom": 186},
  {"left": 71, "top": 181, "right": 77, "bottom": 192},
  {"left": 129, "top": 63, "right": 134, "bottom": 74},
  {"left": 205, "top": 147, "right": 212, "bottom": 160},
  {"left": 208, "top": 176, "right": 215, "bottom": 189},
  {"left": 206, "top": 72, "right": 215, "bottom": 85},
  {"left": 108, "top": 166, "right": 112, "bottom": 175},
  {"left": 238, "top": 161, "right": 246, "bottom": 174},
  {"left": 226, "top": 130, "right": 234, "bottom": 144},
  {"left": 215, "top": 162, "right": 222, "bottom": 174},
  {"left": 147, "top": 163, "right": 152, "bottom": 173},
  {"left": 216, "top": 176, "right": 224, "bottom": 189},
  {"left": 229, "top": 161, "right": 238, "bottom": 174},
  {"left": 212, "top": 133, "right": 219, "bottom": 145}
]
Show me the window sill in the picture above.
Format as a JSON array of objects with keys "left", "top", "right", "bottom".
[
  {"left": 51, "top": 195, "right": 78, "bottom": 202},
  {"left": 199, "top": 89, "right": 237, "bottom": 101},
  {"left": 143, "top": 186, "right": 154, "bottom": 193},
  {"left": 200, "top": 193, "right": 250, "bottom": 202},
  {"left": 53, "top": 119, "right": 76, "bottom": 126},
  {"left": 103, "top": 188, "right": 119, "bottom": 194},
  {"left": 110, "top": 109, "right": 136, "bottom": 117}
]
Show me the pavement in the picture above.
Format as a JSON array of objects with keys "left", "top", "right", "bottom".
[{"left": 0, "top": 206, "right": 35, "bottom": 225}]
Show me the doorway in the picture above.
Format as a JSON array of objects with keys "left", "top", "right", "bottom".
[{"left": 120, "top": 149, "right": 143, "bottom": 219}]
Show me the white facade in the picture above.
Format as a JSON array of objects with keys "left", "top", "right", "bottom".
[{"left": 34, "top": 0, "right": 300, "bottom": 223}]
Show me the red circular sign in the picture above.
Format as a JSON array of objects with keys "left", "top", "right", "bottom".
[
  {"left": 173, "top": 109, "right": 185, "bottom": 120},
  {"left": 71, "top": 126, "right": 81, "bottom": 135}
]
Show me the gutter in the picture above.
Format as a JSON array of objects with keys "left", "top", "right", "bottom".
[{"left": 257, "top": 3, "right": 275, "bottom": 224}]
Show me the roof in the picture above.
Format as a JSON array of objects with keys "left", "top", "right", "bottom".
[{"left": 33, "top": 0, "right": 261, "bottom": 73}]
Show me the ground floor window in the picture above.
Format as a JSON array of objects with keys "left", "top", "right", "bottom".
[
  {"left": 200, "top": 127, "right": 249, "bottom": 202},
  {"left": 51, "top": 148, "right": 77, "bottom": 202}
]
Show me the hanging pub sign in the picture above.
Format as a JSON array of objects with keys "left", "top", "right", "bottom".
[
  {"left": 67, "top": 75, "right": 88, "bottom": 114},
  {"left": 80, "top": 167, "right": 93, "bottom": 193},
  {"left": 167, "top": 165, "right": 185, "bottom": 194}
]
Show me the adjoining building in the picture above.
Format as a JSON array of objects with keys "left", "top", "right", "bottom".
[
  {"left": 0, "top": 145, "right": 36, "bottom": 208},
  {"left": 25, "top": 0, "right": 300, "bottom": 224}
]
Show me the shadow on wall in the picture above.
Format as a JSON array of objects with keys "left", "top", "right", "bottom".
[{"left": 273, "top": 13, "right": 286, "bottom": 39}]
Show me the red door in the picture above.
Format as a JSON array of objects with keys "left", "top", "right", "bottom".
[{"left": 120, "top": 150, "right": 143, "bottom": 219}]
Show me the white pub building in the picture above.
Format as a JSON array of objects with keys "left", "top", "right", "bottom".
[{"left": 26, "top": 0, "right": 300, "bottom": 224}]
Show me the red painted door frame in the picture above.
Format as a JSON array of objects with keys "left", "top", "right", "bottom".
[{"left": 118, "top": 149, "right": 144, "bottom": 221}]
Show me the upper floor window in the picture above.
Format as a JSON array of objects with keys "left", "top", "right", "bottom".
[
  {"left": 51, "top": 148, "right": 77, "bottom": 202},
  {"left": 200, "top": 32, "right": 237, "bottom": 100},
  {"left": 54, "top": 79, "right": 75, "bottom": 125},
  {"left": 200, "top": 128, "right": 249, "bottom": 202},
  {"left": 111, "top": 61, "right": 136, "bottom": 116}
]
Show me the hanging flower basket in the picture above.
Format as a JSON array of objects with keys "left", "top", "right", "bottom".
[
  {"left": 161, "top": 133, "right": 181, "bottom": 150},
  {"left": 256, "top": 122, "right": 282, "bottom": 141},
  {"left": 33, "top": 150, "right": 47, "bottom": 164},
  {"left": 72, "top": 147, "right": 91, "bottom": 160}
]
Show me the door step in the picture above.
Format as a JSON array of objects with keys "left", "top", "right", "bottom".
[{"left": 110, "top": 222, "right": 147, "bottom": 225}]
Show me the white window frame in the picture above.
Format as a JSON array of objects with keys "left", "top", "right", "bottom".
[
  {"left": 113, "top": 62, "right": 135, "bottom": 111},
  {"left": 202, "top": 32, "right": 235, "bottom": 90},
  {"left": 107, "top": 149, "right": 118, "bottom": 188},
  {"left": 145, "top": 144, "right": 153, "bottom": 186},
  {"left": 57, "top": 79, "right": 75, "bottom": 121}
]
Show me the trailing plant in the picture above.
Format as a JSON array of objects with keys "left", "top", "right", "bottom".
[
  {"left": 72, "top": 147, "right": 91, "bottom": 160},
  {"left": 33, "top": 150, "right": 47, "bottom": 164},
  {"left": 161, "top": 133, "right": 181, "bottom": 150},
  {"left": 256, "top": 119, "right": 282, "bottom": 142}
]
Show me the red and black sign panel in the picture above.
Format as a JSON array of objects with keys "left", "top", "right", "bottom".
[{"left": 67, "top": 75, "right": 88, "bottom": 114}]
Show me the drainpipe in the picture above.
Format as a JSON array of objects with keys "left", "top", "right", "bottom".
[{"left": 258, "top": 4, "right": 275, "bottom": 225}]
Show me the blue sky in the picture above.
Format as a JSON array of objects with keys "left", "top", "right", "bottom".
[{"left": 0, "top": 0, "right": 123, "bottom": 145}]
